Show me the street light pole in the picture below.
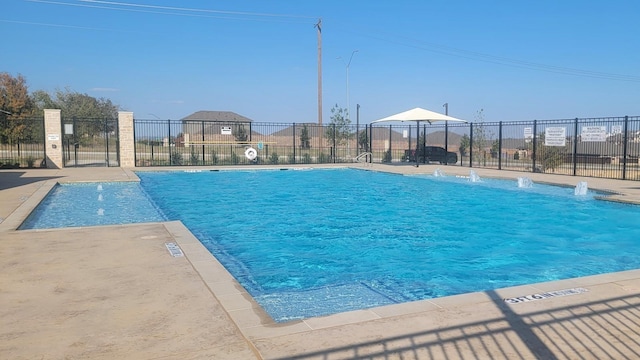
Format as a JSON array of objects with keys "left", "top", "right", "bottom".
[{"left": 338, "top": 50, "right": 358, "bottom": 120}]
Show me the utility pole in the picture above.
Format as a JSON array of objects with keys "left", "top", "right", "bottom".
[{"left": 315, "top": 18, "right": 323, "bottom": 126}]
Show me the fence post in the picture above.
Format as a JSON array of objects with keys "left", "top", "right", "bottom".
[
  {"left": 201, "top": 121, "right": 205, "bottom": 164},
  {"left": 407, "top": 124, "right": 413, "bottom": 160},
  {"left": 422, "top": 124, "right": 427, "bottom": 165},
  {"left": 498, "top": 121, "right": 503, "bottom": 170},
  {"left": 116, "top": 117, "right": 121, "bottom": 166},
  {"left": 572, "top": 118, "right": 578, "bottom": 176},
  {"left": 623, "top": 115, "right": 629, "bottom": 180},
  {"left": 293, "top": 123, "right": 297, "bottom": 164},
  {"left": 105, "top": 118, "right": 110, "bottom": 167},
  {"left": 168, "top": 119, "right": 172, "bottom": 165},
  {"left": 72, "top": 116, "right": 78, "bottom": 166},
  {"left": 41, "top": 115, "right": 47, "bottom": 166},
  {"left": 332, "top": 123, "right": 336, "bottom": 163},
  {"left": 368, "top": 124, "right": 372, "bottom": 163},
  {"left": 388, "top": 125, "right": 393, "bottom": 164},
  {"left": 43, "top": 109, "right": 63, "bottom": 168},
  {"left": 116, "top": 111, "right": 134, "bottom": 167},
  {"left": 532, "top": 120, "right": 537, "bottom": 173},
  {"left": 445, "top": 122, "right": 449, "bottom": 155},
  {"left": 469, "top": 123, "right": 473, "bottom": 167}
]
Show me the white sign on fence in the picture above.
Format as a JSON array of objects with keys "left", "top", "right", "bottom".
[
  {"left": 524, "top": 127, "right": 533, "bottom": 143},
  {"left": 611, "top": 125, "right": 623, "bottom": 135},
  {"left": 545, "top": 127, "right": 566, "bottom": 146},
  {"left": 221, "top": 126, "right": 232, "bottom": 135},
  {"left": 581, "top": 126, "right": 606, "bottom": 142}
]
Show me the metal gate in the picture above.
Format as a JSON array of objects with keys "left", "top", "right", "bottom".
[{"left": 62, "top": 117, "right": 119, "bottom": 167}]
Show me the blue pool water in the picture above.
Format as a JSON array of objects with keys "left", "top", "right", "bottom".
[
  {"left": 134, "top": 169, "right": 640, "bottom": 321},
  {"left": 21, "top": 169, "right": 640, "bottom": 322},
  {"left": 19, "top": 182, "right": 166, "bottom": 229}
]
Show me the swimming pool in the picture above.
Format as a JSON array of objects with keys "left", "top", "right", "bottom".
[
  {"left": 20, "top": 168, "right": 640, "bottom": 321},
  {"left": 131, "top": 168, "right": 640, "bottom": 322}
]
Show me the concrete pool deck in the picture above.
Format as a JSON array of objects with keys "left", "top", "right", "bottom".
[{"left": 2, "top": 164, "right": 640, "bottom": 359}]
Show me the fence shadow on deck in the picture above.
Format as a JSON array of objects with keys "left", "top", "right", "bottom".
[{"left": 271, "top": 291, "right": 640, "bottom": 359}]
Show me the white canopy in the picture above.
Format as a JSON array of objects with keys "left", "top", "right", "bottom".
[{"left": 372, "top": 107, "right": 467, "bottom": 124}]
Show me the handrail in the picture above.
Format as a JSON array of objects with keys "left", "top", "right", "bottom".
[{"left": 355, "top": 152, "right": 372, "bottom": 163}]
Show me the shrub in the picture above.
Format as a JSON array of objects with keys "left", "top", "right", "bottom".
[
  {"left": 230, "top": 152, "right": 239, "bottom": 165},
  {"left": 382, "top": 150, "right": 392, "bottom": 163},
  {"left": 210, "top": 150, "right": 219, "bottom": 165},
  {"left": 318, "top": 152, "right": 329, "bottom": 163},
  {"left": 302, "top": 153, "right": 311, "bottom": 163},
  {"left": 170, "top": 150, "right": 183, "bottom": 165},
  {"left": 268, "top": 152, "right": 279, "bottom": 164},
  {"left": 189, "top": 148, "right": 200, "bottom": 165}
]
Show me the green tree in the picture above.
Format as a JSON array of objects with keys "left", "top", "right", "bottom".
[
  {"left": 536, "top": 131, "right": 566, "bottom": 172},
  {"left": 30, "top": 89, "right": 57, "bottom": 111},
  {"left": 1, "top": 73, "right": 34, "bottom": 116},
  {"left": 325, "top": 104, "right": 353, "bottom": 146},
  {"left": 0, "top": 73, "right": 36, "bottom": 145},
  {"left": 358, "top": 129, "right": 369, "bottom": 152},
  {"left": 32, "top": 88, "right": 121, "bottom": 141},
  {"left": 459, "top": 134, "right": 470, "bottom": 156},
  {"left": 490, "top": 139, "right": 499, "bottom": 158},
  {"left": 33, "top": 88, "right": 119, "bottom": 119},
  {"left": 471, "top": 109, "right": 494, "bottom": 164},
  {"left": 300, "top": 124, "right": 311, "bottom": 149}
]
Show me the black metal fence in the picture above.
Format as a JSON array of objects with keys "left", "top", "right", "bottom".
[
  {"left": 0, "top": 117, "right": 46, "bottom": 168},
  {"left": 449, "top": 116, "right": 640, "bottom": 181},
  {"left": 134, "top": 119, "right": 364, "bottom": 166},
  {"left": 132, "top": 116, "right": 640, "bottom": 181},
  {"left": 61, "top": 117, "right": 119, "bottom": 167}
]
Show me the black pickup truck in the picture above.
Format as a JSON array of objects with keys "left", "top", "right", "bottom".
[{"left": 404, "top": 146, "right": 458, "bottom": 164}]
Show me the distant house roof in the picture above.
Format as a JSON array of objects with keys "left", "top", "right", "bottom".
[
  {"left": 270, "top": 123, "right": 318, "bottom": 137},
  {"left": 181, "top": 111, "right": 253, "bottom": 122}
]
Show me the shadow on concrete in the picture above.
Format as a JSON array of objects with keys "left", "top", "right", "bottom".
[
  {"left": 0, "top": 171, "right": 61, "bottom": 191},
  {"left": 272, "top": 292, "right": 640, "bottom": 359}
]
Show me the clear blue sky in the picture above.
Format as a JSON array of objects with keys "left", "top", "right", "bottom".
[{"left": 3, "top": 0, "right": 640, "bottom": 123}]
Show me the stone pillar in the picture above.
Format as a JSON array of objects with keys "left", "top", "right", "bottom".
[
  {"left": 43, "top": 109, "right": 63, "bottom": 169},
  {"left": 118, "top": 111, "right": 135, "bottom": 167}
]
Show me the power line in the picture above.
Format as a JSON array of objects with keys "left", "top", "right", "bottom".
[
  {"left": 26, "top": 0, "right": 314, "bottom": 24},
  {"left": 78, "top": 0, "right": 316, "bottom": 19},
  {"left": 335, "top": 21, "right": 640, "bottom": 83},
  {"left": 0, "top": 19, "right": 151, "bottom": 33}
]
